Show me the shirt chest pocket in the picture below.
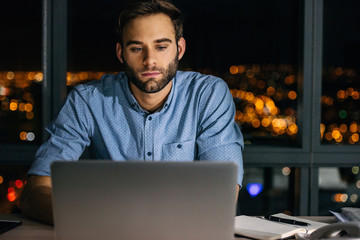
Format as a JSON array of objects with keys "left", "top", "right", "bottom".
[{"left": 162, "top": 140, "right": 196, "bottom": 161}]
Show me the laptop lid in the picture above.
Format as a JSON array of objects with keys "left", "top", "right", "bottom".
[{"left": 51, "top": 161, "right": 238, "bottom": 240}]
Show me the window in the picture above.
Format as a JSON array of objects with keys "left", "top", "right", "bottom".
[
  {"left": 318, "top": 167, "right": 360, "bottom": 215},
  {"left": 1, "top": 0, "right": 359, "bottom": 216},
  {"left": 0, "top": 0, "right": 42, "bottom": 145},
  {"left": 321, "top": 0, "right": 360, "bottom": 145},
  {"left": 239, "top": 167, "right": 300, "bottom": 216},
  {"left": 67, "top": 0, "right": 301, "bottom": 146},
  {"left": 180, "top": 0, "right": 301, "bottom": 146}
]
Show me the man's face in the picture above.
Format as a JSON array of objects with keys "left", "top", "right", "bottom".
[{"left": 116, "top": 13, "right": 185, "bottom": 94}]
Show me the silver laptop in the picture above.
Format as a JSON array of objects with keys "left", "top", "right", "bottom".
[{"left": 51, "top": 161, "right": 238, "bottom": 240}]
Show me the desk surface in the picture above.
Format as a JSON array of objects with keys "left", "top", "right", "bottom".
[{"left": 0, "top": 214, "right": 336, "bottom": 240}]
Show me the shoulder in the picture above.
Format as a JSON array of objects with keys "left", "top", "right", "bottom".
[
  {"left": 175, "top": 71, "right": 229, "bottom": 96},
  {"left": 175, "top": 71, "right": 228, "bottom": 92},
  {"left": 71, "top": 72, "right": 126, "bottom": 100}
]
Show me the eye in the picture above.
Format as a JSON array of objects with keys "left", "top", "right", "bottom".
[
  {"left": 156, "top": 46, "right": 167, "bottom": 51},
  {"left": 130, "top": 47, "right": 142, "bottom": 52}
]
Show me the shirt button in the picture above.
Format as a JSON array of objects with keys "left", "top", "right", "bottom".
[
  {"left": 148, "top": 116, "right": 152, "bottom": 120},
  {"left": 147, "top": 152, "right": 152, "bottom": 156},
  {"left": 177, "top": 144, "right": 182, "bottom": 149}
]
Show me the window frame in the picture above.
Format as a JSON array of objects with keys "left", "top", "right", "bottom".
[{"left": 1, "top": 0, "right": 359, "bottom": 216}]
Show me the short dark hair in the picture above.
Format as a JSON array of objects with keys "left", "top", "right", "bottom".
[{"left": 116, "top": 0, "right": 183, "bottom": 46}]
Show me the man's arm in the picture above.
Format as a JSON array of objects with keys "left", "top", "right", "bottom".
[
  {"left": 196, "top": 79, "right": 244, "bottom": 187},
  {"left": 20, "top": 175, "right": 53, "bottom": 225}
]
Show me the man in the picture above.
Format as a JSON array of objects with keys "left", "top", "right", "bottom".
[{"left": 21, "top": 0, "right": 244, "bottom": 225}]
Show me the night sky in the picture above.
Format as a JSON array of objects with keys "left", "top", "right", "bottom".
[{"left": 0, "top": 0, "right": 359, "bottom": 73}]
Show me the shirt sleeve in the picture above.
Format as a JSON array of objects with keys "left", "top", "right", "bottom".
[
  {"left": 196, "top": 79, "right": 244, "bottom": 186},
  {"left": 28, "top": 85, "right": 93, "bottom": 176}
]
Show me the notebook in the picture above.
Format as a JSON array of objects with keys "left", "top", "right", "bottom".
[
  {"left": 51, "top": 161, "right": 238, "bottom": 240},
  {"left": 234, "top": 213, "right": 328, "bottom": 240}
]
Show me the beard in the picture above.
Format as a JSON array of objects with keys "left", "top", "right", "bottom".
[{"left": 123, "top": 53, "right": 179, "bottom": 94}]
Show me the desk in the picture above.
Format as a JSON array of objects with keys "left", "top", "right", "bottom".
[
  {"left": 1, "top": 214, "right": 55, "bottom": 240},
  {"left": 0, "top": 214, "right": 335, "bottom": 240}
]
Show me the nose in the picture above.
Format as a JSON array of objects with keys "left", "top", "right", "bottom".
[{"left": 142, "top": 48, "right": 157, "bottom": 67}]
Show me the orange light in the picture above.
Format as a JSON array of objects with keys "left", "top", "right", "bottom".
[
  {"left": 0, "top": 176, "right": 3, "bottom": 184},
  {"left": 335, "top": 134, "right": 343, "bottom": 143},
  {"left": 261, "top": 118, "right": 271, "bottom": 127},
  {"left": 24, "top": 103, "right": 33, "bottom": 112},
  {"left": 284, "top": 75, "right": 296, "bottom": 85},
  {"left": 19, "top": 131, "right": 27, "bottom": 141},
  {"left": 325, "top": 132, "right": 333, "bottom": 141},
  {"left": 352, "top": 91, "right": 359, "bottom": 100},
  {"left": 334, "top": 67, "right": 343, "bottom": 76},
  {"left": 337, "top": 90, "right": 346, "bottom": 99},
  {"left": 320, "top": 123, "right": 326, "bottom": 133},
  {"left": 267, "top": 87, "right": 275, "bottom": 96},
  {"left": 27, "top": 72, "right": 36, "bottom": 80},
  {"left": 351, "top": 133, "right": 359, "bottom": 142},
  {"left": 7, "top": 71, "right": 15, "bottom": 80},
  {"left": 350, "top": 123, "right": 358, "bottom": 133},
  {"left": 339, "top": 124, "right": 347, "bottom": 133},
  {"left": 9, "top": 102, "right": 17, "bottom": 111},
  {"left": 244, "top": 92, "right": 255, "bottom": 102},
  {"left": 334, "top": 193, "right": 342, "bottom": 202},
  {"left": 26, "top": 112, "right": 34, "bottom": 120},
  {"left": 254, "top": 98, "right": 264, "bottom": 113},
  {"left": 332, "top": 130, "right": 341, "bottom": 139},
  {"left": 19, "top": 103, "right": 25, "bottom": 111},
  {"left": 251, "top": 119, "right": 261, "bottom": 128},
  {"left": 347, "top": 87, "right": 354, "bottom": 95},
  {"left": 7, "top": 192, "right": 16, "bottom": 202},
  {"left": 80, "top": 72, "right": 89, "bottom": 80},
  {"left": 237, "top": 65, "right": 245, "bottom": 74},
  {"left": 15, "top": 180, "right": 23, "bottom": 188},
  {"left": 270, "top": 107, "right": 279, "bottom": 115},
  {"left": 34, "top": 73, "right": 43, "bottom": 82},
  {"left": 229, "top": 66, "right": 238, "bottom": 74},
  {"left": 288, "top": 91, "right": 297, "bottom": 100},
  {"left": 287, "top": 124, "right": 298, "bottom": 134}
]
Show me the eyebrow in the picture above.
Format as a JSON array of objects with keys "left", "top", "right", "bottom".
[
  {"left": 154, "top": 38, "right": 172, "bottom": 44},
  {"left": 126, "top": 40, "right": 143, "bottom": 47},
  {"left": 125, "top": 38, "right": 173, "bottom": 47}
]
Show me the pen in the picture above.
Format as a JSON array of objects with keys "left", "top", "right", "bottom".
[{"left": 263, "top": 215, "right": 310, "bottom": 226}]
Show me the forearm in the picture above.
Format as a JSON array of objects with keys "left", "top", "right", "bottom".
[{"left": 20, "top": 178, "right": 53, "bottom": 225}]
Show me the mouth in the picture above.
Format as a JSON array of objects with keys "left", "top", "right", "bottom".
[{"left": 141, "top": 71, "right": 161, "bottom": 78}]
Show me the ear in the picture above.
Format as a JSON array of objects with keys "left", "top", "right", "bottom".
[
  {"left": 116, "top": 42, "right": 124, "bottom": 63},
  {"left": 177, "top": 37, "right": 186, "bottom": 60}
]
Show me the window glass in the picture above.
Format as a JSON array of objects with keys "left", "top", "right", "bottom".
[
  {"left": 238, "top": 167, "right": 297, "bottom": 216},
  {"left": 0, "top": 165, "right": 29, "bottom": 214},
  {"left": 68, "top": 0, "right": 301, "bottom": 146},
  {"left": 321, "top": 0, "right": 360, "bottom": 145},
  {"left": 0, "top": 0, "right": 42, "bottom": 145},
  {"left": 318, "top": 167, "right": 360, "bottom": 215}
]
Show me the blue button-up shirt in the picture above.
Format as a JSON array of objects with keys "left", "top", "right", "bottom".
[{"left": 29, "top": 71, "right": 244, "bottom": 184}]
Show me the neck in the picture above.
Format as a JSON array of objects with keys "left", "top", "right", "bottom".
[{"left": 129, "top": 81, "right": 172, "bottom": 113}]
